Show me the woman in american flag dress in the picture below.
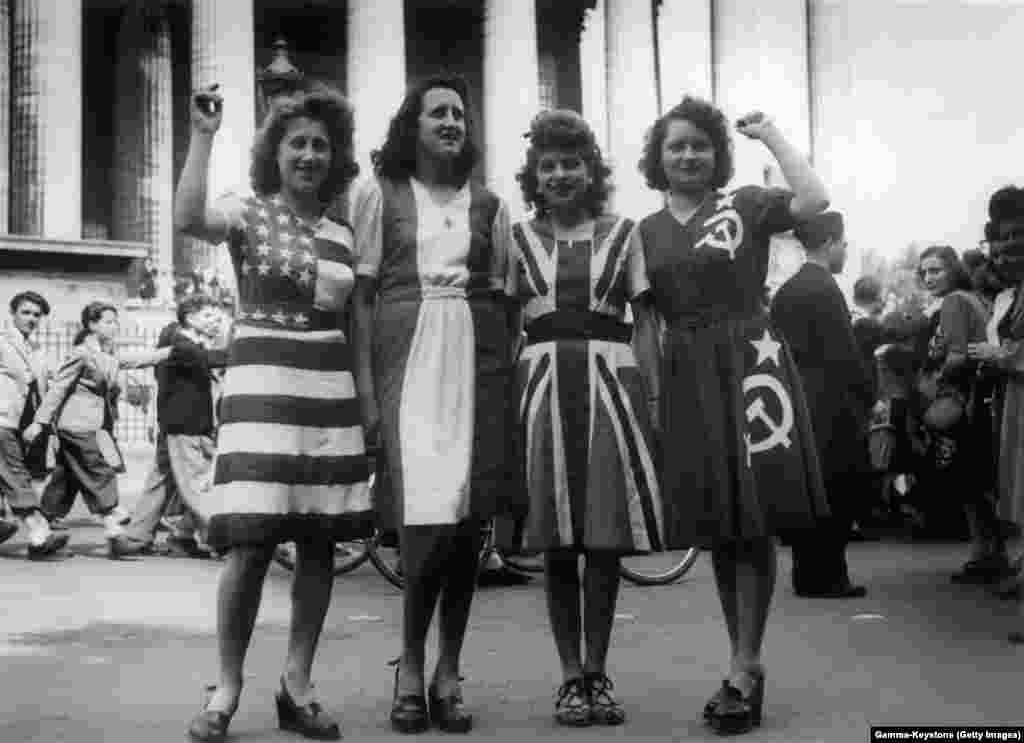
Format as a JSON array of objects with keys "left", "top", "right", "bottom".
[
  {"left": 507, "top": 110, "right": 663, "bottom": 728},
  {"left": 175, "top": 84, "right": 371, "bottom": 742}
]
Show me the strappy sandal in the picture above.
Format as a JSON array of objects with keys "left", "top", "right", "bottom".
[
  {"left": 187, "top": 685, "right": 238, "bottom": 743},
  {"left": 554, "top": 677, "right": 591, "bottom": 727},
  {"left": 585, "top": 672, "right": 625, "bottom": 726},
  {"left": 388, "top": 657, "right": 428, "bottom": 734},
  {"left": 706, "top": 667, "right": 765, "bottom": 736}
]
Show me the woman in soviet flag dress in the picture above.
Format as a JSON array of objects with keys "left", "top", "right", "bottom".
[{"left": 632, "top": 96, "right": 831, "bottom": 735}]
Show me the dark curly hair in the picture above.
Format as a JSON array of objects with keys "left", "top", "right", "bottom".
[
  {"left": 515, "top": 109, "right": 612, "bottom": 219},
  {"left": 917, "top": 244, "right": 971, "bottom": 294},
  {"left": 249, "top": 83, "right": 359, "bottom": 205},
  {"left": 73, "top": 301, "right": 118, "bottom": 346},
  {"left": 638, "top": 95, "right": 734, "bottom": 192},
  {"left": 370, "top": 73, "right": 480, "bottom": 182},
  {"left": 9, "top": 291, "right": 50, "bottom": 317}
]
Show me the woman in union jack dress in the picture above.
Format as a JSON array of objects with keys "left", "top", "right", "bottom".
[
  {"left": 507, "top": 110, "right": 662, "bottom": 728},
  {"left": 632, "top": 96, "right": 831, "bottom": 735},
  {"left": 175, "top": 83, "right": 371, "bottom": 742}
]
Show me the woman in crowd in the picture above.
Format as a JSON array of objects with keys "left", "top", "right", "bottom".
[
  {"left": 631, "top": 96, "right": 830, "bottom": 735},
  {"left": 968, "top": 186, "right": 1024, "bottom": 615},
  {"left": 507, "top": 110, "right": 662, "bottom": 727},
  {"left": 174, "top": 83, "right": 372, "bottom": 742},
  {"left": 913, "top": 245, "right": 1008, "bottom": 577},
  {"left": 24, "top": 301, "right": 170, "bottom": 558},
  {"left": 350, "top": 73, "right": 516, "bottom": 735}
]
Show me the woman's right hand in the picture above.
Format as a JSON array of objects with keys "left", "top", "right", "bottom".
[
  {"left": 190, "top": 84, "right": 223, "bottom": 135},
  {"left": 967, "top": 341, "right": 1002, "bottom": 363}
]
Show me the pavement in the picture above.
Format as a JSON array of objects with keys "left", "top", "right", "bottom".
[{"left": 1, "top": 446, "right": 1023, "bottom": 742}]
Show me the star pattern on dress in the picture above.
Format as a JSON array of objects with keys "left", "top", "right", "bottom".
[
  {"left": 257, "top": 261, "right": 271, "bottom": 276},
  {"left": 257, "top": 207, "right": 269, "bottom": 221},
  {"left": 277, "top": 214, "right": 291, "bottom": 226},
  {"left": 298, "top": 268, "right": 313, "bottom": 286},
  {"left": 256, "top": 224, "right": 270, "bottom": 239},
  {"left": 257, "top": 242, "right": 271, "bottom": 256},
  {"left": 298, "top": 235, "right": 312, "bottom": 248},
  {"left": 302, "top": 250, "right": 315, "bottom": 265},
  {"left": 250, "top": 309, "right": 267, "bottom": 321},
  {"left": 279, "top": 263, "right": 294, "bottom": 278},
  {"left": 271, "top": 311, "right": 288, "bottom": 325},
  {"left": 750, "top": 330, "right": 781, "bottom": 368},
  {"left": 293, "top": 313, "right": 309, "bottom": 327}
]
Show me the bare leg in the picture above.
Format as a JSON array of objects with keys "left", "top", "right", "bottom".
[
  {"left": 283, "top": 538, "right": 335, "bottom": 699},
  {"left": 208, "top": 544, "right": 275, "bottom": 712},
  {"left": 432, "top": 525, "right": 484, "bottom": 696},
  {"left": 544, "top": 551, "right": 584, "bottom": 682},
  {"left": 582, "top": 551, "right": 621, "bottom": 676},
  {"left": 730, "top": 538, "right": 776, "bottom": 691},
  {"left": 711, "top": 542, "right": 739, "bottom": 658}
]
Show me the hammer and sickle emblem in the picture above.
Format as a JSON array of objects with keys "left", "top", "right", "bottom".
[
  {"left": 695, "top": 209, "right": 744, "bottom": 258},
  {"left": 742, "top": 373, "right": 794, "bottom": 466}
]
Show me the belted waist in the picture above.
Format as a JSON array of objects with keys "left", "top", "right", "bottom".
[
  {"left": 236, "top": 306, "right": 340, "bottom": 331},
  {"left": 525, "top": 311, "right": 632, "bottom": 345},
  {"left": 667, "top": 310, "right": 760, "bottom": 332}
]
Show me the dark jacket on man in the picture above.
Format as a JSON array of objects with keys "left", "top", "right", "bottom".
[{"left": 156, "top": 326, "right": 227, "bottom": 436}]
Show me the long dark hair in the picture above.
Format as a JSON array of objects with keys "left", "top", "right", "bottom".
[
  {"left": 73, "top": 301, "right": 118, "bottom": 346},
  {"left": 249, "top": 83, "right": 359, "bottom": 205},
  {"left": 516, "top": 109, "right": 612, "bottom": 219},
  {"left": 370, "top": 73, "right": 480, "bottom": 182},
  {"left": 639, "top": 95, "right": 734, "bottom": 192}
]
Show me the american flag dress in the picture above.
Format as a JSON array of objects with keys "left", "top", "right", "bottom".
[
  {"left": 202, "top": 193, "right": 373, "bottom": 550},
  {"left": 508, "top": 215, "right": 664, "bottom": 554}
]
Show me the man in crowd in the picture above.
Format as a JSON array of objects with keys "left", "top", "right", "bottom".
[
  {"left": 122, "top": 293, "right": 227, "bottom": 556},
  {"left": 0, "top": 291, "right": 68, "bottom": 558},
  {"left": 771, "top": 212, "right": 874, "bottom": 598}
]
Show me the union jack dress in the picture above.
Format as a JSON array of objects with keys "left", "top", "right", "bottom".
[
  {"left": 508, "top": 215, "right": 664, "bottom": 554},
  {"left": 202, "top": 193, "right": 373, "bottom": 550}
]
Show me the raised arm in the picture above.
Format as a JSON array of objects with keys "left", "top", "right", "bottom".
[
  {"left": 736, "top": 112, "right": 829, "bottom": 220},
  {"left": 116, "top": 346, "right": 173, "bottom": 370},
  {"left": 174, "top": 84, "right": 230, "bottom": 244}
]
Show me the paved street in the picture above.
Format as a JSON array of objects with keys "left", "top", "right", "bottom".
[{"left": 1, "top": 447, "right": 1022, "bottom": 742}]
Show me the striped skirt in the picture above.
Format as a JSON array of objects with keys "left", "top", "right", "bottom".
[{"left": 204, "top": 323, "right": 374, "bottom": 550}]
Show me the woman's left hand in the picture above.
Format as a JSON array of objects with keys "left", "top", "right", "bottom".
[
  {"left": 22, "top": 422, "right": 43, "bottom": 444},
  {"left": 967, "top": 342, "right": 1001, "bottom": 362},
  {"left": 736, "top": 111, "right": 778, "bottom": 141}
]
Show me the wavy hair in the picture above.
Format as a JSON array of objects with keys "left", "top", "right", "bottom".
[
  {"left": 370, "top": 73, "right": 480, "bottom": 182},
  {"left": 73, "top": 301, "right": 118, "bottom": 346},
  {"left": 249, "top": 83, "right": 359, "bottom": 204},
  {"left": 639, "top": 95, "right": 734, "bottom": 192},
  {"left": 515, "top": 109, "right": 612, "bottom": 219},
  {"left": 917, "top": 244, "right": 971, "bottom": 294}
]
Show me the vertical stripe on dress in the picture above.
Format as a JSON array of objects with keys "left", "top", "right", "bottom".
[{"left": 556, "top": 240, "right": 592, "bottom": 542}]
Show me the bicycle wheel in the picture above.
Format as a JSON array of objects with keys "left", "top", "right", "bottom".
[
  {"left": 367, "top": 529, "right": 404, "bottom": 589},
  {"left": 619, "top": 547, "right": 701, "bottom": 586},
  {"left": 273, "top": 539, "right": 373, "bottom": 576}
]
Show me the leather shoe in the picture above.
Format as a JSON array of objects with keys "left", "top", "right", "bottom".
[
  {"left": 107, "top": 534, "right": 151, "bottom": 559},
  {"left": 390, "top": 659, "right": 429, "bottom": 734},
  {"left": 428, "top": 684, "right": 473, "bottom": 734},
  {"left": 0, "top": 520, "right": 18, "bottom": 545},
  {"left": 275, "top": 676, "right": 341, "bottom": 740},
  {"left": 27, "top": 533, "right": 70, "bottom": 560},
  {"left": 187, "top": 685, "right": 236, "bottom": 743},
  {"left": 795, "top": 580, "right": 867, "bottom": 599}
]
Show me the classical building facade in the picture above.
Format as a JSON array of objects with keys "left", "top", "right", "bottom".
[{"left": 2, "top": 0, "right": 1023, "bottom": 321}]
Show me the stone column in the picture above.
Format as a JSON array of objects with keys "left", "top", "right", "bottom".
[
  {"left": 10, "top": 0, "right": 83, "bottom": 238},
  {"left": 713, "top": 0, "right": 812, "bottom": 188},
  {"left": 483, "top": 0, "right": 540, "bottom": 219},
  {"left": 605, "top": 0, "right": 661, "bottom": 217},
  {"left": 113, "top": 3, "right": 174, "bottom": 295},
  {"left": 191, "top": 0, "right": 256, "bottom": 301},
  {"left": 579, "top": 0, "right": 609, "bottom": 156},
  {"left": 657, "top": 0, "right": 714, "bottom": 108},
  {"left": 0, "top": 0, "right": 9, "bottom": 233},
  {"left": 347, "top": 0, "right": 406, "bottom": 177}
]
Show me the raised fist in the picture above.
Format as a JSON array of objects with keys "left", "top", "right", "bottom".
[{"left": 735, "top": 111, "right": 776, "bottom": 141}]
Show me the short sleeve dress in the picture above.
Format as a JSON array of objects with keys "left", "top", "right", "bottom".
[
  {"left": 507, "top": 215, "right": 664, "bottom": 553},
  {"left": 637, "top": 185, "right": 829, "bottom": 549},
  {"left": 350, "top": 177, "right": 517, "bottom": 532},
  {"left": 202, "top": 193, "right": 374, "bottom": 550}
]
